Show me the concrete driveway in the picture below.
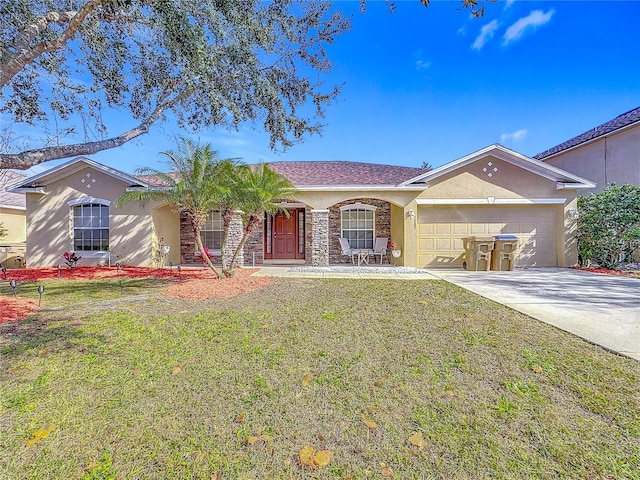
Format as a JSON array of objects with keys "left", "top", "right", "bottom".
[{"left": 429, "top": 268, "right": 640, "bottom": 361}]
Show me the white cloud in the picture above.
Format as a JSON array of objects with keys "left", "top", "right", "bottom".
[
  {"left": 457, "top": 25, "right": 467, "bottom": 36},
  {"left": 503, "top": 9, "right": 555, "bottom": 46},
  {"left": 504, "top": 0, "right": 516, "bottom": 10},
  {"left": 416, "top": 59, "right": 431, "bottom": 70},
  {"left": 471, "top": 19, "right": 500, "bottom": 51},
  {"left": 500, "top": 129, "right": 528, "bottom": 144}
]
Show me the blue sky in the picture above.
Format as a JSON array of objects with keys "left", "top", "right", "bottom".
[{"left": 20, "top": 0, "right": 640, "bottom": 175}]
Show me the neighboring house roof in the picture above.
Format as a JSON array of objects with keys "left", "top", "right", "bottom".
[
  {"left": 267, "top": 161, "right": 427, "bottom": 187},
  {"left": 8, "top": 157, "right": 151, "bottom": 193},
  {"left": 534, "top": 106, "right": 640, "bottom": 160},
  {"left": 400, "top": 144, "right": 596, "bottom": 189},
  {"left": 0, "top": 170, "right": 27, "bottom": 210}
]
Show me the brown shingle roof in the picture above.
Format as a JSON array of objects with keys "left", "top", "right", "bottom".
[
  {"left": 535, "top": 106, "right": 640, "bottom": 160},
  {"left": 267, "top": 161, "right": 427, "bottom": 186},
  {"left": 0, "top": 171, "right": 26, "bottom": 209}
]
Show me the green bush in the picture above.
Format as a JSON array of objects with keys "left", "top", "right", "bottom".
[
  {"left": 0, "top": 221, "right": 7, "bottom": 240},
  {"left": 577, "top": 184, "right": 640, "bottom": 269}
]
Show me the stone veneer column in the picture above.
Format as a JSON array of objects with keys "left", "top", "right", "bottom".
[
  {"left": 224, "top": 211, "right": 244, "bottom": 267},
  {"left": 310, "top": 209, "right": 329, "bottom": 266}
]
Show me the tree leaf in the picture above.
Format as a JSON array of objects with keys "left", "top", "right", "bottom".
[
  {"left": 380, "top": 462, "right": 394, "bottom": 477},
  {"left": 408, "top": 431, "right": 426, "bottom": 448},
  {"left": 247, "top": 436, "right": 260, "bottom": 445},
  {"left": 26, "top": 424, "right": 56, "bottom": 448},
  {"left": 313, "top": 449, "right": 334, "bottom": 467},
  {"left": 361, "top": 415, "right": 377, "bottom": 431},
  {"left": 172, "top": 365, "right": 182, "bottom": 375},
  {"left": 299, "top": 445, "right": 316, "bottom": 467},
  {"left": 302, "top": 373, "right": 312, "bottom": 386},
  {"left": 235, "top": 412, "right": 245, "bottom": 423}
]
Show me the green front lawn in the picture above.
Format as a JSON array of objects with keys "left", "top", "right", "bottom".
[{"left": 1, "top": 278, "right": 638, "bottom": 479}]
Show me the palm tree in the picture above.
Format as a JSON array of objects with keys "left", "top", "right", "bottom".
[
  {"left": 224, "top": 163, "right": 297, "bottom": 276},
  {"left": 117, "top": 138, "right": 237, "bottom": 279}
]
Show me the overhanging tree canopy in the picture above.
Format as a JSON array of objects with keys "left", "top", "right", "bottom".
[
  {"left": 0, "top": 0, "right": 349, "bottom": 169},
  {"left": 1, "top": 0, "right": 491, "bottom": 170}
]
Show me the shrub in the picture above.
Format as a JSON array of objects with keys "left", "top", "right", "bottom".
[
  {"left": 577, "top": 184, "right": 640, "bottom": 269},
  {"left": 62, "top": 251, "right": 82, "bottom": 269},
  {"left": 0, "top": 221, "right": 7, "bottom": 240}
]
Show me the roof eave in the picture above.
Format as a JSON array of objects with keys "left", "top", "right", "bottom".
[
  {"left": 296, "top": 184, "right": 428, "bottom": 191},
  {"left": 536, "top": 117, "right": 640, "bottom": 161},
  {"left": 9, "top": 157, "right": 151, "bottom": 190}
]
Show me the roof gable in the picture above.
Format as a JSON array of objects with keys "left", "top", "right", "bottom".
[
  {"left": 400, "top": 144, "right": 595, "bottom": 189},
  {"left": 535, "top": 106, "right": 640, "bottom": 160},
  {"left": 0, "top": 171, "right": 27, "bottom": 209},
  {"left": 8, "top": 157, "right": 150, "bottom": 192}
]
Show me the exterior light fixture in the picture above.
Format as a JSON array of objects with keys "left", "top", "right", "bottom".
[
  {"left": 38, "top": 285, "right": 44, "bottom": 306},
  {"left": 9, "top": 279, "right": 17, "bottom": 296}
]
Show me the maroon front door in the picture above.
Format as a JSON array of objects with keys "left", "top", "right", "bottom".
[
  {"left": 266, "top": 209, "right": 305, "bottom": 260},
  {"left": 273, "top": 210, "right": 297, "bottom": 258}
]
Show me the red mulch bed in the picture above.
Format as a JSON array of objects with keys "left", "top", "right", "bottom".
[
  {"left": 1, "top": 266, "right": 272, "bottom": 324},
  {"left": 0, "top": 297, "right": 39, "bottom": 324},
  {"left": 574, "top": 267, "right": 640, "bottom": 279},
  {"left": 162, "top": 268, "right": 272, "bottom": 300},
  {"left": 1, "top": 265, "right": 215, "bottom": 282}
]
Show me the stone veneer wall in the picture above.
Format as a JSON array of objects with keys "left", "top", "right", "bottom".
[
  {"left": 243, "top": 220, "right": 264, "bottom": 265},
  {"left": 223, "top": 212, "right": 244, "bottom": 267},
  {"left": 328, "top": 199, "right": 392, "bottom": 264},
  {"left": 310, "top": 209, "right": 329, "bottom": 266},
  {"left": 179, "top": 214, "right": 197, "bottom": 264}
]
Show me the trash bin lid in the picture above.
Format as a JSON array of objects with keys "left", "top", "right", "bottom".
[{"left": 494, "top": 234, "right": 518, "bottom": 240}]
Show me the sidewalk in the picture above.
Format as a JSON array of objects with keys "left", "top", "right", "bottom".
[{"left": 251, "top": 265, "right": 439, "bottom": 280}]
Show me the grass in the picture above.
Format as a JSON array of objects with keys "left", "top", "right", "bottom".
[{"left": 0, "top": 277, "right": 638, "bottom": 479}]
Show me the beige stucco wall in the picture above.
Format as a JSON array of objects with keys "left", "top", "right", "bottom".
[
  {"left": 152, "top": 204, "right": 181, "bottom": 266},
  {"left": 25, "top": 166, "right": 159, "bottom": 267},
  {"left": 0, "top": 207, "right": 26, "bottom": 243},
  {"left": 543, "top": 125, "right": 639, "bottom": 194},
  {"left": 295, "top": 190, "right": 421, "bottom": 210}
]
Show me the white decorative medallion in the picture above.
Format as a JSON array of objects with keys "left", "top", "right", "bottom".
[
  {"left": 80, "top": 172, "right": 97, "bottom": 189},
  {"left": 482, "top": 161, "right": 498, "bottom": 178}
]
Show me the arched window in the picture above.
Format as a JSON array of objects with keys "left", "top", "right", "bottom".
[
  {"left": 69, "top": 200, "right": 109, "bottom": 251},
  {"left": 340, "top": 203, "right": 376, "bottom": 250}
]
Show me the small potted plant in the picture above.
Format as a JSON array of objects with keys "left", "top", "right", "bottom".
[{"left": 387, "top": 240, "right": 401, "bottom": 258}]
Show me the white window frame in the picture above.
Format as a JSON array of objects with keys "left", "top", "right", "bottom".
[
  {"left": 340, "top": 203, "right": 377, "bottom": 250},
  {"left": 67, "top": 197, "right": 111, "bottom": 257},
  {"left": 199, "top": 210, "right": 224, "bottom": 255}
]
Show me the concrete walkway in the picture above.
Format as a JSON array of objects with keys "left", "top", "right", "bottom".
[
  {"left": 251, "top": 265, "right": 439, "bottom": 280},
  {"left": 429, "top": 268, "right": 640, "bottom": 361}
]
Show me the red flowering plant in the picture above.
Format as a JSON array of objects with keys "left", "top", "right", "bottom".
[
  {"left": 387, "top": 240, "right": 397, "bottom": 249},
  {"left": 202, "top": 247, "right": 218, "bottom": 264},
  {"left": 62, "top": 251, "right": 82, "bottom": 269}
]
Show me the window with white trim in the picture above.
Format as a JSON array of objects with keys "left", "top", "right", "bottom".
[
  {"left": 341, "top": 204, "right": 375, "bottom": 250},
  {"left": 201, "top": 210, "right": 223, "bottom": 250},
  {"left": 72, "top": 203, "right": 109, "bottom": 251}
]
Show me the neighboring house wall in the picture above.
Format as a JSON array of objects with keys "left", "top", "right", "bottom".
[
  {"left": 0, "top": 206, "right": 26, "bottom": 243},
  {"left": 541, "top": 125, "right": 640, "bottom": 194},
  {"left": 25, "top": 166, "right": 157, "bottom": 267}
]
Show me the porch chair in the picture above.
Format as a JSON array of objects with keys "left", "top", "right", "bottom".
[
  {"left": 338, "top": 237, "right": 356, "bottom": 264},
  {"left": 370, "top": 237, "right": 388, "bottom": 264}
]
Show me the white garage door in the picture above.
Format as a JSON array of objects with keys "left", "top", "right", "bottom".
[{"left": 417, "top": 205, "right": 557, "bottom": 268}]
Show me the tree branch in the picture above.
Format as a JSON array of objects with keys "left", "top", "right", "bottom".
[
  {"left": 0, "top": 0, "right": 104, "bottom": 88},
  {"left": 0, "top": 88, "right": 193, "bottom": 169}
]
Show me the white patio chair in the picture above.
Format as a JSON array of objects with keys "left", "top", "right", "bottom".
[
  {"left": 370, "top": 237, "right": 388, "bottom": 264},
  {"left": 338, "top": 237, "right": 356, "bottom": 264}
]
